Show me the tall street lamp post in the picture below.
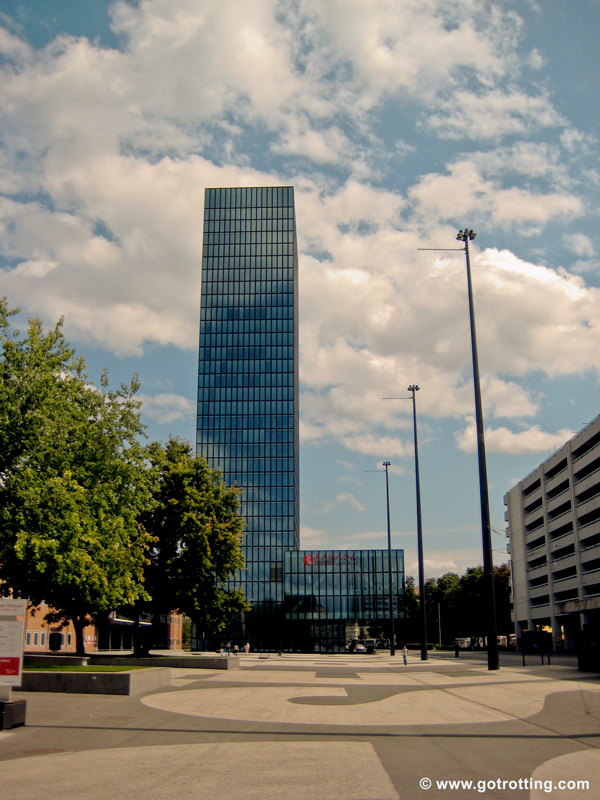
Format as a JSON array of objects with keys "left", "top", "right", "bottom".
[
  {"left": 382, "top": 461, "right": 396, "bottom": 656},
  {"left": 383, "top": 387, "right": 428, "bottom": 660},
  {"left": 407, "top": 385, "right": 428, "bottom": 662},
  {"left": 418, "top": 230, "right": 499, "bottom": 671},
  {"left": 456, "top": 228, "right": 498, "bottom": 671}
]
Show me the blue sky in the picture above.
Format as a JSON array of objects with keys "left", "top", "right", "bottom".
[{"left": 1, "top": 0, "right": 599, "bottom": 577}]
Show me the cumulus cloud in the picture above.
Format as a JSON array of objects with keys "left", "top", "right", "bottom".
[
  {"left": 0, "top": 0, "right": 597, "bottom": 471},
  {"left": 426, "top": 89, "right": 564, "bottom": 141},
  {"left": 409, "top": 158, "right": 582, "bottom": 230},
  {"left": 564, "top": 233, "right": 595, "bottom": 258},
  {"left": 456, "top": 418, "right": 575, "bottom": 455},
  {"left": 322, "top": 492, "right": 366, "bottom": 514},
  {"left": 407, "top": 547, "right": 488, "bottom": 578},
  {"left": 138, "top": 392, "right": 195, "bottom": 424}
]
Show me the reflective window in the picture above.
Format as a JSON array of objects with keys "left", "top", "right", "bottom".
[{"left": 283, "top": 550, "right": 404, "bottom": 626}]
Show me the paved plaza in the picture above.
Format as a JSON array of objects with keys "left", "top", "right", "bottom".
[{"left": 1, "top": 652, "right": 600, "bottom": 799}]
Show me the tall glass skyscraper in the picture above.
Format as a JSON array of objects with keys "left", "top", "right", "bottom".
[{"left": 196, "top": 186, "right": 299, "bottom": 649}]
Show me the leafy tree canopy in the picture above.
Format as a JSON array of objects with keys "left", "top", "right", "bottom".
[
  {"left": 0, "top": 300, "right": 154, "bottom": 654},
  {"left": 401, "top": 564, "right": 512, "bottom": 645},
  {"left": 139, "top": 437, "right": 248, "bottom": 640}
]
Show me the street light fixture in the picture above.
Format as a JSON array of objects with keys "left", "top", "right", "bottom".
[
  {"left": 382, "top": 461, "right": 396, "bottom": 656},
  {"left": 455, "top": 228, "right": 499, "bottom": 671},
  {"left": 383, "top": 386, "right": 428, "bottom": 661},
  {"left": 418, "top": 230, "right": 499, "bottom": 670}
]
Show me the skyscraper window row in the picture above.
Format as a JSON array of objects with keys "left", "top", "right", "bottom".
[
  {"left": 203, "top": 219, "right": 295, "bottom": 236},
  {"left": 198, "top": 345, "right": 294, "bottom": 361},
  {"left": 200, "top": 287, "right": 294, "bottom": 304},
  {"left": 197, "top": 331, "right": 294, "bottom": 348},
  {"left": 199, "top": 305, "right": 293, "bottom": 323},
  {"left": 198, "top": 373, "right": 293, "bottom": 391},
  {"left": 197, "top": 384, "right": 294, "bottom": 399},
  {"left": 198, "top": 320, "right": 294, "bottom": 338},
  {"left": 202, "top": 268, "right": 294, "bottom": 283}
]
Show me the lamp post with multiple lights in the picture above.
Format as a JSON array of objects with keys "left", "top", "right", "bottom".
[
  {"left": 455, "top": 228, "right": 498, "bottom": 671},
  {"left": 382, "top": 461, "right": 396, "bottom": 656},
  {"left": 407, "top": 384, "right": 428, "bottom": 662},
  {"left": 383, "top": 387, "right": 428, "bottom": 660}
]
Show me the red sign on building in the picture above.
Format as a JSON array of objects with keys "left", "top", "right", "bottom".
[{"left": 302, "top": 552, "right": 356, "bottom": 566}]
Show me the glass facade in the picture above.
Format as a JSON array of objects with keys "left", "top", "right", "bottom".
[
  {"left": 196, "top": 186, "right": 299, "bottom": 649},
  {"left": 284, "top": 550, "right": 405, "bottom": 652}
]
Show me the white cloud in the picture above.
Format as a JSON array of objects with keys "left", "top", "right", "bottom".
[
  {"left": 138, "top": 392, "right": 195, "bottom": 424},
  {"left": 456, "top": 419, "right": 575, "bottom": 455},
  {"left": 409, "top": 158, "right": 582, "bottom": 230},
  {"left": 298, "top": 526, "right": 328, "bottom": 549},
  {"left": 526, "top": 49, "right": 545, "bottom": 70},
  {"left": 406, "top": 546, "right": 488, "bottom": 578},
  {"left": 564, "top": 233, "right": 595, "bottom": 258},
  {"left": 322, "top": 492, "right": 366, "bottom": 514},
  {"left": 425, "top": 89, "right": 564, "bottom": 141},
  {"left": 560, "top": 127, "right": 596, "bottom": 154},
  {"left": 0, "top": 0, "right": 596, "bottom": 475}
]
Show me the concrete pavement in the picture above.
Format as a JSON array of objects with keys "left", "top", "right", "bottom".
[{"left": 1, "top": 652, "right": 599, "bottom": 799}]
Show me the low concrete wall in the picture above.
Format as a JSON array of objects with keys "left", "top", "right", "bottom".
[
  {"left": 17, "top": 667, "right": 170, "bottom": 696},
  {"left": 24, "top": 655, "right": 89, "bottom": 668},
  {"left": 90, "top": 656, "right": 240, "bottom": 670}
]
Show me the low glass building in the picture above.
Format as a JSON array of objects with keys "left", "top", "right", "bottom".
[{"left": 283, "top": 549, "right": 404, "bottom": 652}]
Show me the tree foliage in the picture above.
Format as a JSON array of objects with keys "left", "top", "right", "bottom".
[
  {"left": 0, "top": 300, "right": 154, "bottom": 654},
  {"left": 138, "top": 438, "right": 248, "bottom": 646},
  {"left": 400, "top": 564, "right": 512, "bottom": 645}
]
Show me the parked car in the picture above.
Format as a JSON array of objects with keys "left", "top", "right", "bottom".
[{"left": 355, "top": 643, "right": 366, "bottom": 653}]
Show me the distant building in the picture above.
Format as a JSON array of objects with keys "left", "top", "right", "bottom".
[
  {"left": 284, "top": 550, "right": 404, "bottom": 652},
  {"left": 196, "top": 186, "right": 299, "bottom": 650},
  {"left": 23, "top": 603, "right": 183, "bottom": 653},
  {"left": 195, "top": 186, "right": 404, "bottom": 652},
  {"left": 505, "top": 415, "right": 600, "bottom": 651}
]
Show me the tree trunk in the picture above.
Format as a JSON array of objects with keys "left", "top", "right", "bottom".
[
  {"left": 151, "top": 605, "right": 163, "bottom": 652},
  {"left": 133, "top": 612, "right": 151, "bottom": 658},
  {"left": 73, "top": 616, "right": 86, "bottom": 657}
]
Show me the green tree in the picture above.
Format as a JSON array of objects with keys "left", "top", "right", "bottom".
[
  {"left": 492, "top": 563, "right": 512, "bottom": 637},
  {"left": 425, "top": 572, "right": 461, "bottom": 645},
  {"left": 0, "top": 301, "right": 154, "bottom": 655},
  {"left": 137, "top": 438, "right": 248, "bottom": 652},
  {"left": 397, "top": 575, "right": 420, "bottom": 644},
  {"left": 452, "top": 564, "right": 512, "bottom": 645}
]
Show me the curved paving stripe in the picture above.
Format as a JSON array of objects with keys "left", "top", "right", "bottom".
[
  {"left": 0, "top": 742, "right": 399, "bottom": 800},
  {"left": 446, "top": 679, "right": 600, "bottom": 720},
  {"left": 530, "top": 750, "right": 600, "bottom": 799},
  {"left": 142, "top": 685, "right": 511, "bottom": 725}
]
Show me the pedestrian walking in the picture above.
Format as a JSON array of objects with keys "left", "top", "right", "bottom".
[
  {"left": 454, "top": 641, "right": 460, "bottom": 658},
  {"left": 226, "top": 641, "right": 231, "bottom": 656},
  {"left": 233, "top": 644, "right": 239, "bottom": 656},
  {"left": 244, "top": 642, "right": 250, "bottom": 655},
  {"left": 402, "top": 645, "right": 408, "bottom": 665}
]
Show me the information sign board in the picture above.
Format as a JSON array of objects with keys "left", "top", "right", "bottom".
[
  {"left": 0, "top": 620, "right": 24, "bottom": 686},
  {"left": 0, "top": 598, "right": 27, "bottom": 617}
]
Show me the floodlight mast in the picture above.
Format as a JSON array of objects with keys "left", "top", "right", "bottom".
[
  {"left": 455, "top": 228, "right": 499, "bottom": 672},
  {"left": 382, "top": 461, "right": 396, "bottom": 656},
  {"left": 382, "top": 388, "right": 427, "bottom": 660},
  {"left": 416, "top": 230, "right": 499, "bottom": 671},
  {"left": 407, "top": 384, "right": 428, "bottom": 662}
]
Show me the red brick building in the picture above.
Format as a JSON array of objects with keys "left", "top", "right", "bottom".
[{"left": 24, "top": 603, "right": 183, "bottom": 653}]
